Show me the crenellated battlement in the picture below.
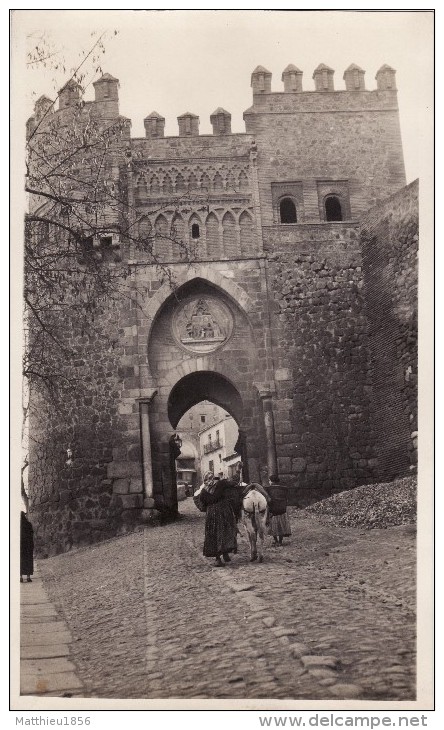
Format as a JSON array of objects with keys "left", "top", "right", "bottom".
[
  {"left": 251, "top": 62, "right": 396, "bottom": 94},
  {"left": 27, "top": 63, "right": 398, "bottom": 142}
]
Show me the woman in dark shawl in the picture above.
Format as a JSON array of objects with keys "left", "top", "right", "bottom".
[
  {"left": 20, "top": 511, "right": 34, "bottom": 583},
  {"left": 200, "top": 473, "right": 237, "bottom": 567}
]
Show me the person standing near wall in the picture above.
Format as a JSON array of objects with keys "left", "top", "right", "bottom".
[
  {"left": 20, "top": 511, "right": 34, "bottom": 583},
  {"left": 167, "top": 433, "right": 182, "bottom": 518},
  {"left": 267, "top": 475, "right": 291, "bottom": 546}
]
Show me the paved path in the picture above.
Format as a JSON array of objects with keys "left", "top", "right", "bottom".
[
  {"left": 20, "top": 568, "right": 84, "bottom": 697},
  {"left": 22, "top": 501, "right": 416, "bottom": 701}
]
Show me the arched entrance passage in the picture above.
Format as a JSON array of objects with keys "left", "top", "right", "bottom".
[
  {"left": 150, "top": 370, "right": 259, "bottom": 517},
  {"left": 168, "top": 371, "right": 243, "bottom": 428},
  {"left": 144, "top": 273, "right": 273, "bottom": 517},
  {"left": 167, "top": 371, "right": 250, "bottom": 500}
]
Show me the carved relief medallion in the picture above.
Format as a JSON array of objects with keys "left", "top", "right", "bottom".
[{"left": 172, "top": 296, "right": 233, "bottom": 354}]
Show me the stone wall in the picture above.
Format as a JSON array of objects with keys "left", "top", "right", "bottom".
[
  {"left": 360, "top": 180, "right": 419, "bottom": 478},
  {"left": 244, "top": 89, "right": 406, "bottom": 225},
  {"left": 28, "top": 293, "right": 138, "bottom": 556},
  {"left": 131, "top": 134, "right": 253, "bottom": 160},
  {"left": 265, "top": 223, "right": 377, "bottom": 505},
  {"left": 28, "top": 255, "right": 275, "bottom": 555}
]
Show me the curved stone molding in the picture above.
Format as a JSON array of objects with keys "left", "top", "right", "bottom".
[
  {"left": 159, "top": 356, "right": 246, "bottom": 393},
  {"left": 143, "top": 267, "right": 255, "bottom": 338}
]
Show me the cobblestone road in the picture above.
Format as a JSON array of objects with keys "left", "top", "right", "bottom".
[{"left": 37, "top": 500, "right": 416, "bottom": 701}]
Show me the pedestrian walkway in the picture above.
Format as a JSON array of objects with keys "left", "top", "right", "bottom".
[{"left": 20, "top": 565, "right": 84, "bottom": 697}]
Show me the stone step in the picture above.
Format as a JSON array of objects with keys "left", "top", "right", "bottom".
[
  {"left": 21, "top": 644, "right": 70, "bottom": 659},
  {"left": 21, "top": 631, "right": 73, "bottom": 647},
  {"left": 20, "top": 615, "right": 60, "bottom": 624},
  {"left": 21, "top": 621, "right": 69, "bottom": 634},
  {"left": 20, "top": 672, "right": 84, "bottom": 695},
  {"left": 21, "top": 657, "right": 77, "bottom": 675},
  {"left": 21, "top": 605, "right": 58, "bottom": 617}
]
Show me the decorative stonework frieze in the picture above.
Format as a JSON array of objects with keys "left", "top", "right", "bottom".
[{"left": 133, "top": 162, "right": 251, "bottom": 201}]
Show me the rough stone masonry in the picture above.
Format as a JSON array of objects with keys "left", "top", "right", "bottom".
[{"left": 26, "top": 63, "right": 418, "bottom": 555}]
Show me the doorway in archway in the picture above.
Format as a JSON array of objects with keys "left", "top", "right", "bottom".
[
  {"left": 175, "top": 400, "right": 242, "bottom": 496},
  {"left": 150, "top": 370, "right": 255, "bottom": 517}
]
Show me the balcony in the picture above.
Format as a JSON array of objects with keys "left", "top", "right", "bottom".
[{"left": 203, "top": 438, "right": 223, "bottom": 455}]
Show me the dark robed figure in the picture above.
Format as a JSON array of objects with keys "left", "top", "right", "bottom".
[
  {"left": 197, "top": 473, "right": 238, "bottom": 567},
  {"left": 20, "top": 511, "right": 34, "bottom": 582}
]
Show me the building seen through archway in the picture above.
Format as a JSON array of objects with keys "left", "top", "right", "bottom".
[{"left": 175, "top": 401, "right": 241, "bottom": 498}]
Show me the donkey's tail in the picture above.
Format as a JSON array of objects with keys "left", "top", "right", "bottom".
[{"left": 251, "top": 500, "right": 258, "bottom": 532}]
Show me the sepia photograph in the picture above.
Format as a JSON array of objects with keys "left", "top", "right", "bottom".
[{"left": 10, "top": 8, "right": 434, "bottom": 713}]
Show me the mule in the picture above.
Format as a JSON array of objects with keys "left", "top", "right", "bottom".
[{"left": 241, "top": 487, "right": 268, "bottom": 563}]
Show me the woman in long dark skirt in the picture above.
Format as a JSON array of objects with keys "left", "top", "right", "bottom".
[
  {"left": 200, "top": 474, "right": 237, "bottom": 567},
  {"left": 20, "top": 511, "right": 34, "bottom": 583}
]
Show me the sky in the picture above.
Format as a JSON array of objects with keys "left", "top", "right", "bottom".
[{"left": 12, "top": 9, "right": 433, "bottom": 186}]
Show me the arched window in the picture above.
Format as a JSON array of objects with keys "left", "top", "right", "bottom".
[
  {"left": 189, "top": 214, "right": 204, "bottom": 257},
  {"left": 279, "top": 197, "right": 297, "bottom": 224},
  {"left": 155, "top": 214, "right": 167, "bottom": 236},
  {"left": 226, "top": 171, "right": 235, "bottom": 193},
  {"left": 325, "top": 196, "right": 343, "bottom": 222}
]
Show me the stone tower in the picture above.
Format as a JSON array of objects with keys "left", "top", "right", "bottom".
[{"left": 26, "top": 65, "right": 417, "bottom": 555}]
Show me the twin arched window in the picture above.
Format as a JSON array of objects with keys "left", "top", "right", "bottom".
[
  {"left": 279, "top": 194, "right": 343, "bottom": 223},
  {"left": 279, "top": 197, "right": 297, "bottom": 224}
]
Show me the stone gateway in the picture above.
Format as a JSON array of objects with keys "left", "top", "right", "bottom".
[{"left": 26, "top": 64, "right": 418, "bottom": 555}]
